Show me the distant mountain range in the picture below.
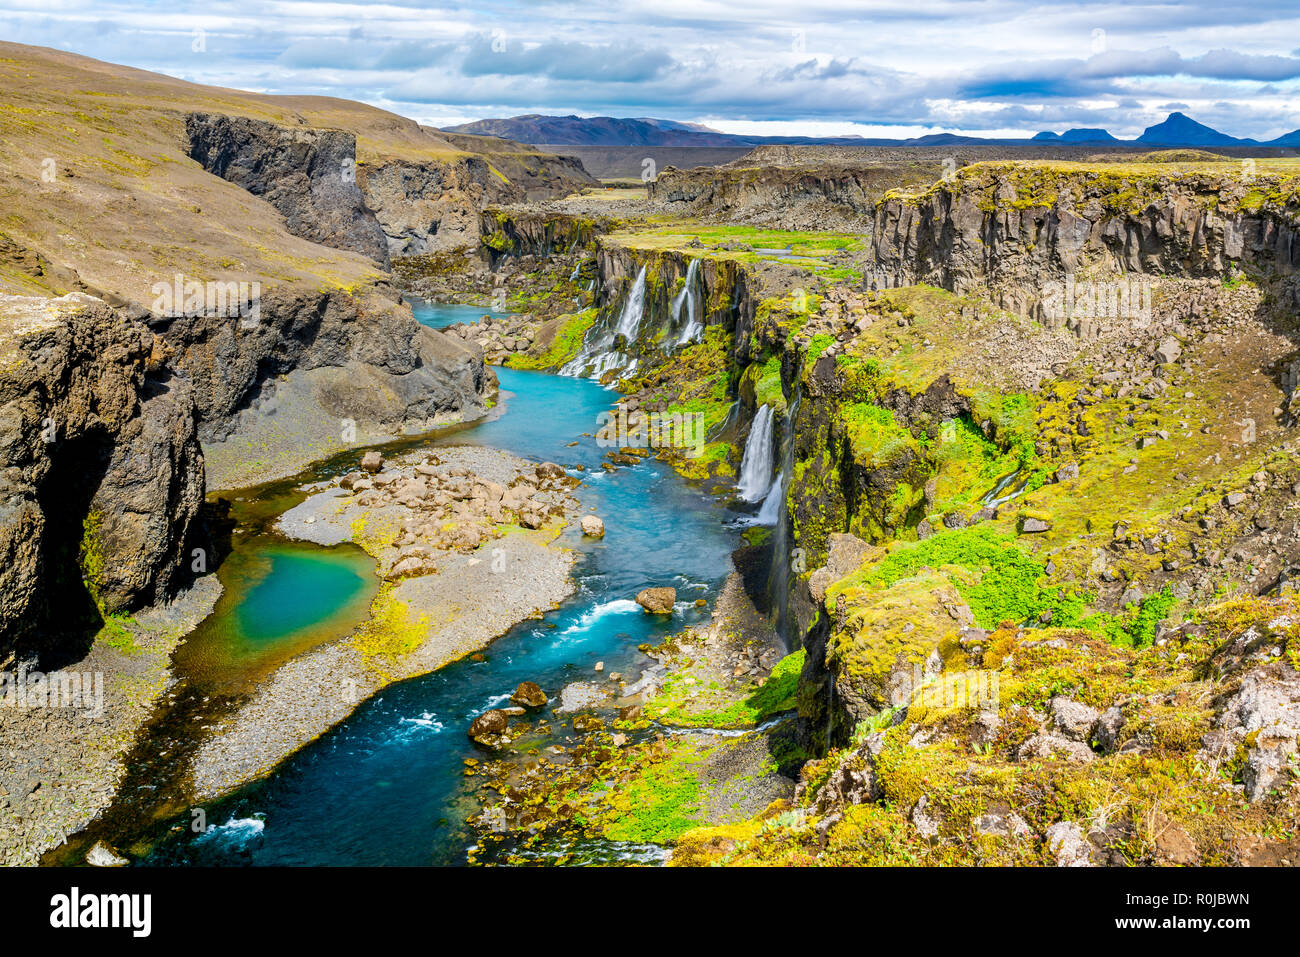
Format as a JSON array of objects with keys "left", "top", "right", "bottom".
[{"left": 444, "top": 111, "right": 1300, "bottom": 149}]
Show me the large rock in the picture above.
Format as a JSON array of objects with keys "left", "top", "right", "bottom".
[
  {"left": 511, "top": 681, "right": 548, "bottom": 709},
  {"left": 467, "top": 709, "right": 510, "bottom": 744},
  {"left": 0, "top": 294, "right": 205, "bottom": 665},
  {"left": 580, "top": 515, "right": 605, "bottom": 538},
  {"left": 636, "top": 587, "right": 677, "bottom": 614},
  {"left": 185, "top": 112, "right": 390, "bottom": 266}
]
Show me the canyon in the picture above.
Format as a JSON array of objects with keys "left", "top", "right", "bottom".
[{"left": 2, "top": 39, "right": 1300, "bottom": 869}]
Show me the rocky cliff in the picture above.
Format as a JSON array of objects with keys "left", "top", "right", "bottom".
[
  {"left": 870, "top": 162, "right": 1300, "bottom": 316},
  {"left": 0, "top": 293, "right": 205, "bottom": 667},
  {"left": 186, "top": 112, "right": 392, "bottom": 268},
  {"left": 650, "top": 157, "right": 942, "bottom": 229}
]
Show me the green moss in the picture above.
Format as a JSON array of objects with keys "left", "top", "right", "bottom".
[
  {"left": 602, "top": 744, "right": 704, "bottom": 843},
  {"left": 645, "top": 649, "right": 806, "bottom": 729},
  {"left": 505, "top": 308, "right": 596, "bottom": 370},
  {"left": 842, "top": 401, "right": 915, "bottom": 469}
]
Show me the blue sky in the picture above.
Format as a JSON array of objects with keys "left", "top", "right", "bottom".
[{"left": 2, "top": 0, "right": 1299, "bottom": 139}]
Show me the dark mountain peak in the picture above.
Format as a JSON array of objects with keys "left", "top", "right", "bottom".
[{"left": 1138, "top": 112, "right": 1251, "bottom": 146}]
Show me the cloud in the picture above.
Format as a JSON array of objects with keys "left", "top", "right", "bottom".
[
  {"left": 460, "top": 37, "right": 674, "bottom": 83},
  {"left": 1, "top": 0, "right": 1298, "bottom": 139}
]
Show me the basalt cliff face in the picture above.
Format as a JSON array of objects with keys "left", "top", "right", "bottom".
[
  {"left": 186, "top": 112, "right": 392, "bottom": 267},
  {"left": 0, "top": 294, "right": 205, "bottom": 666},
  {"left": 650, "top": 156, "right": 943, "bottom": 229},
  {"left": 870, "top": 163, "right": 1300, "bottom": 316}
]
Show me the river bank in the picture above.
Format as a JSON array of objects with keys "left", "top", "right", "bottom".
[{"left": 191, "top": 444, "right": 583, "bottom": 800}]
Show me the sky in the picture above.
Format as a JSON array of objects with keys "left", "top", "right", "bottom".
[{"left": 2, "top": 0, "right": 1299, "bottom": 140}]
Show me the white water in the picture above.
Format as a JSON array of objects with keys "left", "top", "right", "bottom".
[
  {"left": 736, "top": 404, "right": 775, "bottom": 502},
  {"left": 560, "top": 266, "right": 649, "bottom": 379},
  {"left": 614, "top": 266, "right": 648, "bottom": 341},
  {"left": 755, "top": 468, "right": 785, "bottom": 525},
  {"left": 671, "top": 259, "right": 703, "bottom": 346}
]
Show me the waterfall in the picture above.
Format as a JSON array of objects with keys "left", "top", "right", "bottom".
[
  {"left": 673, "top": 259, "right": 703, "bottom": 347},
  {"left": 614, "top": 266, "right": 647, "bottom": 341},
  {"left": 755, "top": 469, "right": 784, "bottom": 525},
  {"left": 560, "top": 265, "right": 646, "bottom": 379},
  {"left": 736, "top": 404, "right": 775, "bottom": 502},
  {"left": 766, "top": 387, "right": 801, "bottom": 645}
]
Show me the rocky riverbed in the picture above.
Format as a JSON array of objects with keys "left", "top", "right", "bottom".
[
  {"left": 190, "top": 445, "right": 589, "bottom": 800},
  {"left": 0, "top": 578, "right": 220, "bottom": 865}
]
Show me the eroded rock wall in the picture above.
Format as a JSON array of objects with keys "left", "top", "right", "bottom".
[
  {"left": 185, "top": 112, "right": 391, "bottom": 267},
  {"left": 0, "top": 294, "right": 205, "bottom": 665}
]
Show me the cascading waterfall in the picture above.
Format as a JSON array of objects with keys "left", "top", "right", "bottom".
[
  {"left": 614, "top": 266, "right": 648, "bottom": 341},
  {"left": 672, "top": 259, "right": 703, "bottom": 347},
  {"left": 560, "top": 265, "right": 648, "bottom": 380},
  {"left": 736, "top": 404, "right": 775, "bottom": 502},
  {"left": 755, "top": 467, "right": 785, "bottom": 525},
  {"left": 766, "top": 387, "right": 801, "bottom": 644}
]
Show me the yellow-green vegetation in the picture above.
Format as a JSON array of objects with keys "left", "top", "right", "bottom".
[
  {"left": 674, "top": 596, "right": 1300, "bottom": 866},
  {"left": 739, "top": 354, "right": 787, "bottom": 414},
  {"left": 627, "top": 325, "right": 739, "bottom": 482},
  {"left": 883, "top": 158, "right": 1300, "bottom": 222},
  {"left": 349, "top": 583, "right": 428, "bottom": 669},
  {"left": 505, "top": 308, "right": 597, "bottom": 370},
  {"left": 348, "top": 512, "right": 400, "bottom": 557},
  {"left": 601, "top": 740, "right": 706, "bottom": 843},
  {"left": 644, "top": 649, "right": 805, "bottom": 729},
  {"left": 608, "top": 223, "right": 865, "bottom": 277},
  {"left": 78, "top": 511, "right": 139, "bottom": 653}
]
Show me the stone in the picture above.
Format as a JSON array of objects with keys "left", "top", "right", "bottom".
[
  {"left": 580, "top": 515, "right": 605, "bottom": 538},
  {"left": 86, "top": 841, "right": 129, "bottom": 867},
  {"left": 973, "top": 812, "right": 1031, "bottom": 839},
  {"left": 636, "top": 587, "right": 677, "bottom": 614},
  {"left": 572, "top": 714, "right": 605, "bottom": 734},
  {"left": 1092, "top": 706, "right": 1125, "bottom": 752},
  {"left": 1155, "top": 337, "right": 1182, "bottom": 364},
  {"left": 1020, "top": 516, "right": 1051, "bottom": 533},
  {"left": 360, "top": 451, "right": 384, "bottom": 473},
  {"left": 911, "top": 794, "right": 940, "bottom": 839},
  {"left": 808, "top": 533, "right": 881, "bottom": 603},
  {"left": 1045, "top": 822, "right": 1095, "bottom": 866},
  {"left": 468, "top": 709, "right": 509, "bottom": 743},
  {"left": 1054, "top": 461, "right": 1079, "bottom": 482},
  {"left": 1050, "top": 696, "right": 1101, "bottom": 741},
  {"left": 1017, "top": 733, "right": 1096, "bottom": 763},
  {"left": 511, "top": 681, "right": 548, "bottom": 709}
]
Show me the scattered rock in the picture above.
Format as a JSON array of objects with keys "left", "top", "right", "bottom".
[
  {"left": 580, "top": 515, "right": 605, "bottom": 538},
  {"left": 360, "top": 451, "right": 385, "bottom": 473},
  {"left": 636, "top": 587, "right": 677, "bottom": 614}
]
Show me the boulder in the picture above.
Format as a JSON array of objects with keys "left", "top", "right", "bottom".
[
  {"left": 636, "top": 587, "right": 677, "bottom": 614},
  {"left": 1155, "top": 337, "right": 1182, "bottom": 364},
  {"left": 468, "top": 709, "right": 510, "bottom": 744},
  {"left": 580, "top": 515, "right": 606, "bottom": 538},
  {"left": 511, "top": 681, "right": 548, "bottom": 709},
  {"left": 360, "top": 451, "right": 384, "bottom": 473},
  {"left": 1045, "top": 822, "right": 1096, "bottom": 867},
  {"left": 86, "top": 841, "right": 129, "bottom": 867}
]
